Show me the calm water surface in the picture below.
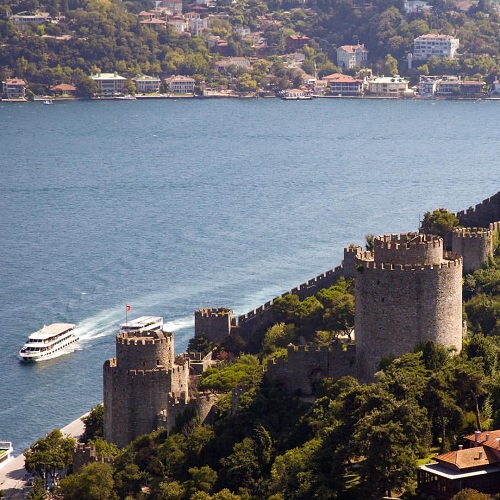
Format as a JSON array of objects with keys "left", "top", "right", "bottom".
[{"left": 0, "top": 97, "right": 498, "bottom": 453}]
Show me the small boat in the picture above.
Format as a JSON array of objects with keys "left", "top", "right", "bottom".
[
  {"left": 43, "top": 99, "right": 53, "bottom": 105},
  {"left": 19, "top": 323, "right": 78, "bottom": 362},
  {"left": 0, "top": 442, "right": 13, "bottom": 469},
  {"left": 281, "top": 92, "right": 312, "bottom": 100},
  {"left": 114, "top": 95, "right": 136, "bottom": 100}
]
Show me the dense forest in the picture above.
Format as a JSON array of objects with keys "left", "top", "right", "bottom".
[
  {"left": 20, "top": 217, "right": 500, "bottom": 500},
  {"left": 2, "top": 0, "right": 500, "bottom": 95}
]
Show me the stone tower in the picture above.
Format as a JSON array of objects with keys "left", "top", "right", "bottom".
[
  {"left": 194, "top": 307, "right": 233, "bottom": 343},
  {"left": 103, "top": 316, "right": 189, "bottom": 447},
  {"left": 355, "top": 233, "right": 463, "bottom": 381},
  {"left": 452, "top": 226, "right": 494, "bottom": 274}
]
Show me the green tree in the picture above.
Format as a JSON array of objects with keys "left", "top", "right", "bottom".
[
  {"left": 57, "top": 462, "right": 116, "bottom": 500},
  {"left": 384, "top": 53, "right": 399, "bottom": 75},
  {"left": 81, "top": 404, "right": 104, "bottom": 442},
  {"left": 24, "top": 430, "right": 76, "bottom": 490},
  {"left": 420, "top": 208, "right": 460, "bottom": 246}
]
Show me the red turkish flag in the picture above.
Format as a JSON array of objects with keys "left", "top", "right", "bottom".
[{"left": 126, "top": 305, "right": 131, "bottom": 311}]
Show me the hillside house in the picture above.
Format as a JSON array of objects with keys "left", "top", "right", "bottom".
[
  {"left": 286, "top": 35, "right": 310, "bottom": 53},
  {"left": 418, "top": 430, "right": 500, "bottom": 499},
  {"left": 413, "top": 34, "right": 459, "bottom": 61},
  {"left": 336, "top": 44, "right": 368, "bottom": 69}
]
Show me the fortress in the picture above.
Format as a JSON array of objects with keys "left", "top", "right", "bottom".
[{"left": 104, "top": 192, "right": 500, "bottom": 446}]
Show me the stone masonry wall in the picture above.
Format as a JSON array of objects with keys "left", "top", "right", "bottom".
[
  {"left": 452, "top": 227, "right": 494, "bottom": 274},
  {"left": 355, "top": 234, "right": 463, "bottom": 382},
  {"left": 266, "top": 343, "right": 356, "bottom": 395},
  {"left": 457, "top": 191, "right": 500, "bottom": 228}
]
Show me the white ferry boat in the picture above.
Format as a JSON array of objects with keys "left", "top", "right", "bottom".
[
  {"left": 19, "top": 323, "right": 78, "bottom": 362},
  {"left": 120, "top": 316, "right": 163, "bottom": 335},
  {"left": 0, "top": 442, "right": 13, "bottom": 469}
]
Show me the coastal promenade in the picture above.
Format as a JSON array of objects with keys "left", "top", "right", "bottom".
[{"left": 0, "top": 413, "right": 88, "bottom": 499}]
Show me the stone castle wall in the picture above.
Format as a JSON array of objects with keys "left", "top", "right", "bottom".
[
  {"left": 103, "top": 330, "right": 189, "bottom": 448},
  {"left": 72, "top": 443, "right": 114, "bottom": 474},
  {"left": 115, "top": 331, "right": 175, "bottom": 371},
  {"left": 157, "top": 391, "right": 219, "bottom": 432},
  {"left": 355, "top": 233, "right": 463, "bottom": 381},
  {"left": 266, "top": 343, "right": 356, "bottom": 394},
  {"left": 451, "top": 226, "right": 494, "bottom": 274},
  {"left": 457, "top": 191, "right": 500, "bottom": 228},
  {"left": 237, "top": 246, "right": 362, "bottom": 338},
  {"left": 195, "top": 308, "right": 233, "bottom": 343}
]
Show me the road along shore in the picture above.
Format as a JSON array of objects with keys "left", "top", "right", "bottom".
[{"left": 0, "top": 412, "right": 88, "bottom": 499}]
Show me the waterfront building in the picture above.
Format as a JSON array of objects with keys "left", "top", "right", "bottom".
[
  {"left": 336, "top": 44, "right": 368, "bottom": 69},
  {"left": 323, "top": 73, "right": 363, "bottom": 95},
  {"left": 366, "top": 75, "right": 409, "bottom": 96},
  {"left": 133, "top": 75, "right": 161, "bottom": 93},
  {"left": 50, "top": 83, "right": 76, "bottom": 95},
  {"left": 90, "top": 72, "right": 126, "bottom": 95},
  {"left": 165, "top": 75, "right": 196, "bottom": 93},
  {"left": 413, "top": 34, "right": 459, "bottom": 61},
  {"left": 2, "top": 78, "right": 26, "bottom": 99}
]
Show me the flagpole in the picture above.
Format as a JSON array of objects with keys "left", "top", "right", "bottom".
[{"left": 126, "top": 305, "right": 128, "bottom": 325}]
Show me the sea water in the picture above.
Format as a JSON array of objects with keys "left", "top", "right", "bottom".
[{"left": 0, "top": 97, "right": 498, "bottom": 453}]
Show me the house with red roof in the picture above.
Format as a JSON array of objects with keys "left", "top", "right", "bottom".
[
  {"left": 418, "top": 430, "right": 500, "bottom": 499},
  {"left": 2, "top": 78, "right": 26, "bottom": 100},
  {"left": 323, "top": 73, "right": 364, "bottom": 96},
  {"left": 336, "top": 44, "right": 368, "bottom": 69},
  {"left": 286, "top": 35, "right": 310, "bottom": 53}
]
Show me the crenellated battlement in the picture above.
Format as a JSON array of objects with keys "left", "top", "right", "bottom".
[
  {"left": 453, "top": 227, "right": 493, "bottom": 238},
  {"left": 116, "top": 332, "right": 172, "bottom": 346},
  {"left": 375, "top": 232, "right": 442, "bottom": 250},
  {"left": 195, "top": 307, "right": 232, "bottom": 318},
  {"left": 457, "top": 191, "right": 500, "bottom": 228},
  {"left": 358, "top": 256, "right": 462, "bottom": 271}
]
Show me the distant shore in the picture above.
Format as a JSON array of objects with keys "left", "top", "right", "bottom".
[{"left": 3, "top": 94, "right": 500, "bottom": 103}]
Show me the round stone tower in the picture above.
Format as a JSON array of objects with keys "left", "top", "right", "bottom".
[
  {"left": 451, "top": 227, "right": 494, "bottom": 274},
  {"left": 355, "top": 232, "right": 463, "bottom": 381},
  {"left": 103, "top": 324, "right": 188, "bottom": 448}
]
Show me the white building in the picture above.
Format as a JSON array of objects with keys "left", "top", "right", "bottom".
[
  {"left": 336, "top": 44, "right": 368, "bottom": 69},
  {"left": 366, "top": 75, "right": 408, "bottom": 96},
  {"left": 133, "top": 75, "right": 161, "bottom": 93},
  {"left": 413, "top": 34, "right": 459, "bottom": 60},
  {"left": 165, "top": 75, "right": 195, "bottom": 93},
  {"left": 90, "top": 72, "right": 127, "bottom": 95}
]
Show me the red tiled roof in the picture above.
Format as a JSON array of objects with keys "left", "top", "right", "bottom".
[
  {"left": 339, "top": 44, "right": 367, "bottom": 53},
  {"left": 465, "top": 430, "right": 500, "bottom": 450},
  {"left": 435, "top": 446, "right": 500, "bottom": 470},
  {"left": 50, "top": 83, "right": 76, "bottom": 91}
]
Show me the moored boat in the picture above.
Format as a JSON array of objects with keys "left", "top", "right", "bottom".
[
  {"left": 19, "top": 323, "right": 78, "bottom": 362},
  {"left": 0, "top": 442, "right": 13, "bottom": 468}
]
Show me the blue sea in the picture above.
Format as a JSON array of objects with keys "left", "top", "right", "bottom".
[{"left": 0, "top": 97, "right": 498, "bottom": 454}]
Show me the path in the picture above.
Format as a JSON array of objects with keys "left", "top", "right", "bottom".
[{"left": 0, "top": 413, "right": 88, "bottom": 499}]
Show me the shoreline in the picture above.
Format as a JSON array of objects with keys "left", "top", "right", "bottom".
[
  {"left": 3, "top": 94, "right": 500, "bottom": 103},
  {"left": 0, "top": 413, "right": 88, "bottom": 498}
]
